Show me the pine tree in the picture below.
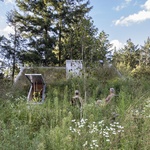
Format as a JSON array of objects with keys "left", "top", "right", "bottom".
[
  {"left": 13, "top": 0, "right": 94, "bottom": 66},
  {"left": 93, "top": 31, "right": 112, "bottom": 62},
  {"left": 140, "top": 37, "right": 150, "bottom": 66},
  {"left": 45, "top": 0, "right": 93, "bottom": 65},
  {"left": 14, "top": 0, "right": 58, "bottom": 66},
  {"left": 113, "top": 39, "right": 139, "bottom": 70}
]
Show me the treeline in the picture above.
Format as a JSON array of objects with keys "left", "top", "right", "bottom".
[
  {"left": 113, "top": 38, "right": 150, "bottom": 78},
  {"left": 0, "top": 0, "right": 150, "bottom": 81},
  {"left": 0, "top": 0, "right": 112, "bottom": 66}
]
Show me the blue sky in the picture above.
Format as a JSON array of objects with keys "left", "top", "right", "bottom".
[
  {"left": 89, "top": 0, "right": 150, "bottom": 49},
  {"left": 0, "top": 0, "right": 150, "bottom": 50}
]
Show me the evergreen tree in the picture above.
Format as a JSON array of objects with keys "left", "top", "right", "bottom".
[
  {"left": 44, "top": 0, "right": 93, "bottom": 65},
  {"left": 0, "top": 10, "right": 24, "bottom": 82},
  {"left": 13, "top": 0, "right": 93, "bottom": 66},
  {"left": 61, "top": 15, "right": 97, "bottom": 64},
  {"left": 122, "top": 39, "right": 139, "bottom": 69},
  {"left": 0, "top": 36, "right": 8, "bottom": 62},
  {"left": 7, "top": 10, "right": 20, "bottom": 82},
  {"left": 14, "top": 0, "right": 58, "bottom": 66},
  {"left": 93, "top": 31, "right": 112, "bottom": 62},
  {"left": 0, "top": 35, "right": 16, "bottom": 81},
  {"left": 140, "top": 37, "right": 150, "bottom": 66},
  {"left": 113, "top": 39, "right": 139, "bottom": 69}
]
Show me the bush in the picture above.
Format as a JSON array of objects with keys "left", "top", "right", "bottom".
[{"left": 131, "top": 65, "right": 150, "bottom": 79}]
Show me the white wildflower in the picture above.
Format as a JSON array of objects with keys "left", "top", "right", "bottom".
[
  {"left": 106, "top": 139, "right": 110, "bottom": 142},
  {"left": 92, "top": 140, "right": 97, "bottom": 143},
  {"left": 83, "top": 141, "right": 88, "bottom": 147},
  {"left": 71, "top": 119, "right": 76, "bottom": 122},
  {"left": 95, "top": 144, "right": 99, "bottom": 147},
  {"left": 77, "top": 131, "right": 80, "bottom": 135},
  {"left": 114, "top": 122, "right": 119, "bottom": 125},
  {"left": 99, "top": 131, "right": 102, "bottom": 134},
  {"left": 73, "top": 128, "right": 76, "bottom": 132},
  {"left": 105, "top": 135, "right": 109, "bottom": 138}
]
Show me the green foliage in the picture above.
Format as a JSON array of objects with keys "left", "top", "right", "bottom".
[
  {"left": 5, "top": 0, "right": 95, "bottom": 66},
  {"left": 140, "top": 37, "right": 150, "bottom": 66},
  {"left": 116, "top": 62, "right": 132, "bottom": 77},
  {"left": 93, "top": 31, "right": 112, "bottom": 61},
  {"left": 113, "top": 39, "right": 140, "bottom": 71},
  {"left": 0, "top": 73, "right": 150, "bottom": 149},
  {"left": 131, "top": 65, "right": 150, "bottom": 79}
]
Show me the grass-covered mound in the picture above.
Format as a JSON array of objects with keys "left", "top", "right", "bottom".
[
  {"left": 12, "top": 67, "right": 66, "bottom": 98},
  {"left": 14, "top": 67, "right": 66, "bottom": 86}
]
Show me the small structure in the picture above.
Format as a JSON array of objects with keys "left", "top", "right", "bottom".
[
  {"left": 25, "top": 74, "right": 46, "bottom": 104},
  {"left": 66, "top": 60, "right": 82, "bottom": 79}
]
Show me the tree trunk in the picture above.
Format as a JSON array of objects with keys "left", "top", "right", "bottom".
[
  {"left": 58, "top": 25, "right": 62, "bottom": 66},
  {"left": 12, "top": 25, "right": 16, "bottom": 84}
]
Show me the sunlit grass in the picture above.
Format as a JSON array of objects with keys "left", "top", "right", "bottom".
[{"left": 0, "top": 77, "right": 150, "bottom": 149}]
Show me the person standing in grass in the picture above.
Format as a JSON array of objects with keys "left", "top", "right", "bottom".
[
  {"left": 71, "top": 90, "right": 83, "bottom": 108},
  {"left": 96, "top": 88, "right": 115, "bottom": 106},
  {"left": 71, "top": 90, "right": 84, "bottom": 119},
  {"left": 105, "top": 88, "right": 115, "bottom": 104}
]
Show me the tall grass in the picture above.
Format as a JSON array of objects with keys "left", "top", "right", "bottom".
[{"left": 0, "top": 77, "right": 150, "bottom": 150}]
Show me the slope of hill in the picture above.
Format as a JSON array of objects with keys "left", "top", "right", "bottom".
[{"left": 14, "top": 67, "right": 66, "bottom": 88}]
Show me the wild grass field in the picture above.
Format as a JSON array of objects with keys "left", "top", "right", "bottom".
[{"left": 0, "top": 67, "right": 150, "bottom": 150}]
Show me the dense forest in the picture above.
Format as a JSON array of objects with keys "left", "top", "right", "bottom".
[
  {"left": 0, "top": 0, "right": 150, "bottom": 150},
  {"left": 0, "top": 0, "right": 150, "bottom": 81}
]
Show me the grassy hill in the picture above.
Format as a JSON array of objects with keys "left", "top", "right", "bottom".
[
  {"left": 14, "top": 67, "right": 66, "bottom": 86},
  {"left": 0, "top": 66, "right": 150, "bottom": 150}
]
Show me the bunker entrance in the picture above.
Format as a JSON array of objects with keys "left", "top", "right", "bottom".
[{"left": 25, "top": 74, "right": 46, "bottom": 103}]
